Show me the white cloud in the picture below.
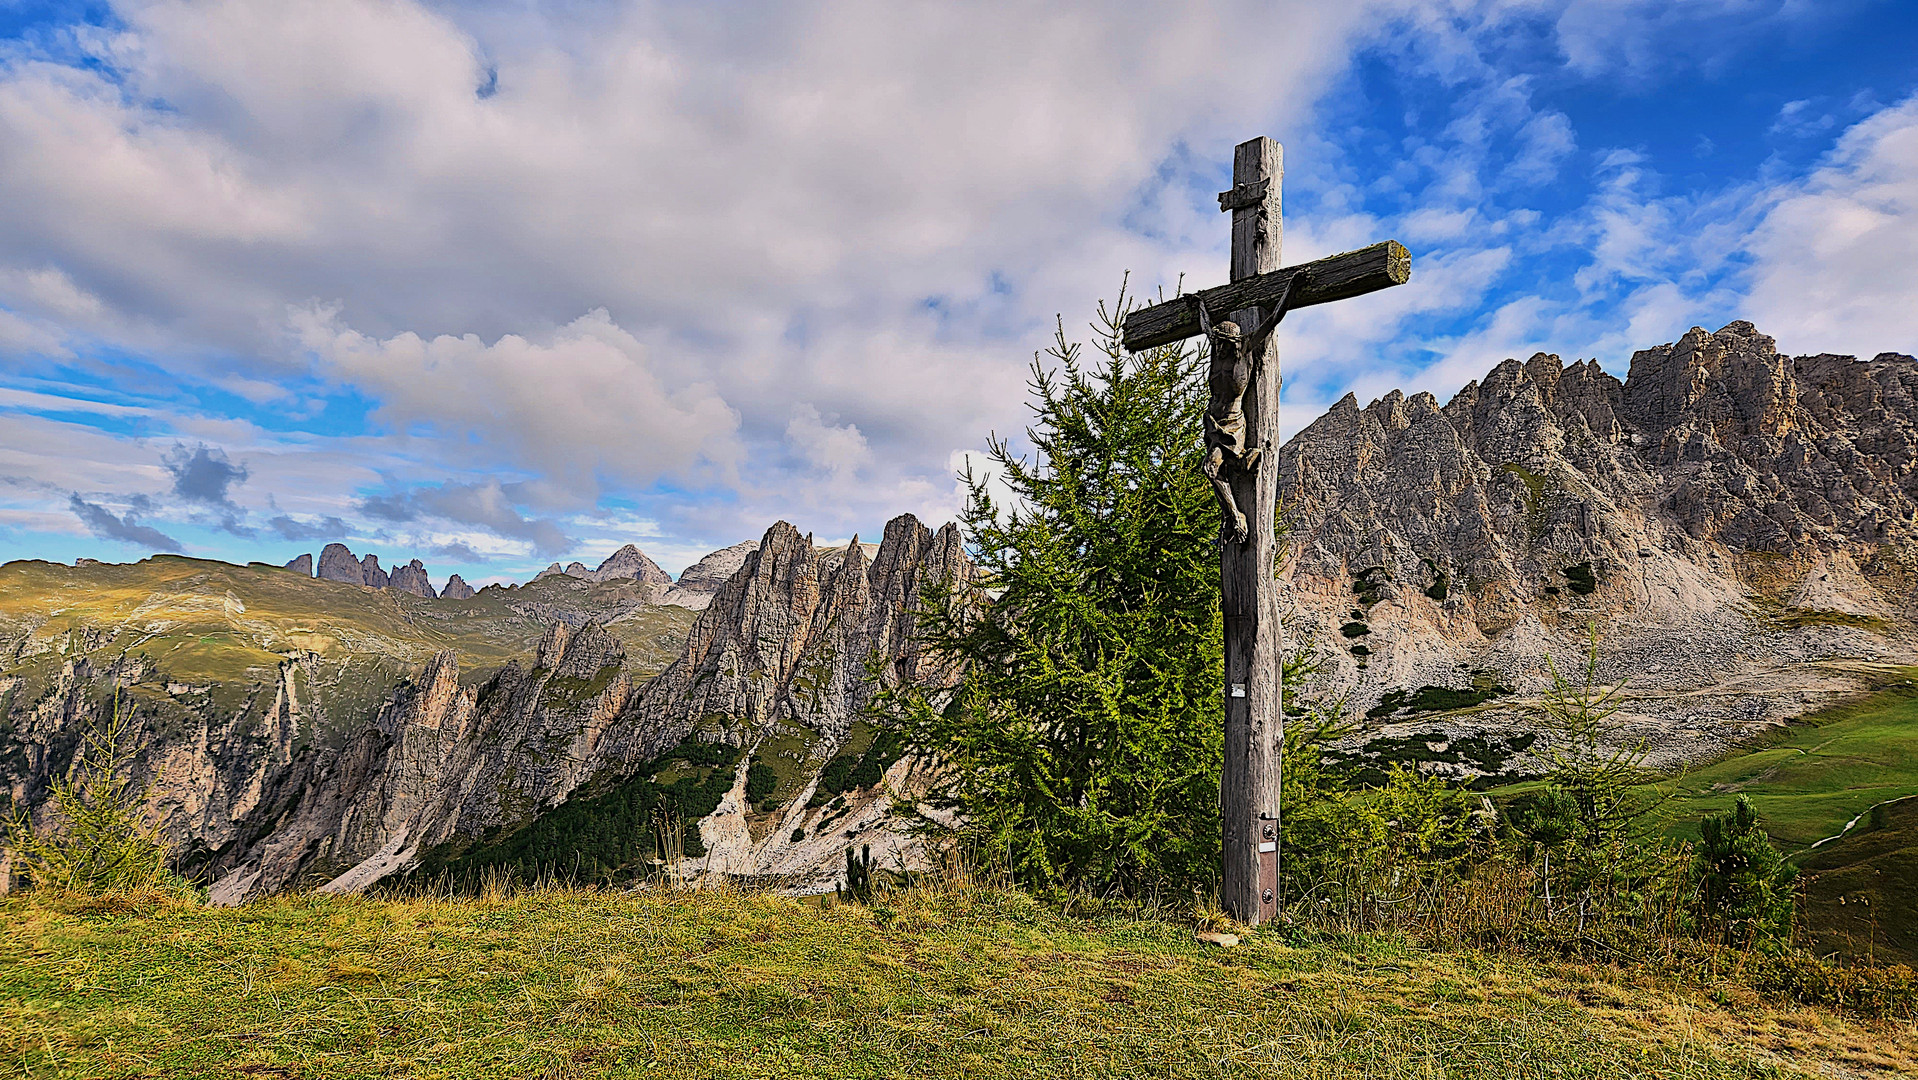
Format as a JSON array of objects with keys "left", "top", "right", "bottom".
[
  {"left": 0, "top": 0, "right": 1858, "bottom": 566},
  {"left": 1549, "top": 0, "right": 1818, "bottom": 77},
  {"left": 0, "top": 309, "right": 67, "bottom": 357},
  {"left": 785, "top": 404, "right": 870, "bottom": 481},
  {"left": 291, "top": 305, "right": 744, "bottom": 498},
  {"left": 0, "top": 386, "right": 149, "bottom": 418},
  {"left": 1743, "top": 95, "right": 1918, "bottom": 358},
  {"left": 0, "top": 0, "right": 1411, "bottom": 552}
]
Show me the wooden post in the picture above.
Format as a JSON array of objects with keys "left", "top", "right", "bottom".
[
  {"left": 1116, "top": 138, "right": 1410, "bottom": 928},
  {"left": 1220, "top": 136, "right": 1283, "bottom": 926}
]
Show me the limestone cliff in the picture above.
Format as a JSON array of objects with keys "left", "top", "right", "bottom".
[
  {"left": 661, "top": 541, "right": 760, "bottom": 609},
  {"left": 1, "top": 515, "right": 970, "bottom": 900},
  {"left": 1279, "top": 322, "right": 1916, "bottom": 770}
]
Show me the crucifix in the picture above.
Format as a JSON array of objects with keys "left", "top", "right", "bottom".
[{"left": 1121, "top": 137, "right": 1411, "bottom": 926}]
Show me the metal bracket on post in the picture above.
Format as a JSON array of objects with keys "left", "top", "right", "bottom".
[{"left": 1258, "top": 812, "right": 1279, "bottom": 919}]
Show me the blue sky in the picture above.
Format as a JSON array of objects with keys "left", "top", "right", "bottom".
[{"left": 0, "top": 0, "right": 1914, "bottom": 585}]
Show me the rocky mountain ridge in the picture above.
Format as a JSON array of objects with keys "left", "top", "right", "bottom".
[
  {"left": 288, "top": 539, "right": 751, "bottom": 611},
  {"left": 2, "top": 514, "right": 969, "bottom": 900},
  {"left": 1279, "top": 321, "right": 1916, "bottom": 774},
  {"left": 6, "top": 320, "right": 1914, "bottom": 898},
  {"left": 288, "top": 543, "right": 449, "bottom": 599}
]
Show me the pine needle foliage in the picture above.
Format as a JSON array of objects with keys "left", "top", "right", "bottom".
[
  {"left": 1527, "top": 625, "right": 1679, "bottom": 916},
  {"left": 1692, "top": 795, "right": 1796, "bottom": 946},
  {"left": 883, "top": 283, "right": 1232, "bottom": 897},
  {"left": 4, "top": 695, "right": 178, "bottom": 895},
  {"left": 1537, "top": 627, "right": 1666, "bottom": 849}
]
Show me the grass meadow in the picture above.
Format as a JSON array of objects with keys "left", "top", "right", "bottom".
[
  {"left": 4, "top": 881, "right": 1916, "bottom": 1079},
  {"left": 1654, "top": 675, "right": 1918, "bottom": 852}
]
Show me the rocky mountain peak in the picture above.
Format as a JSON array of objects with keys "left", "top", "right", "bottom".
[
  {"left": 661, "top": 540, "right": 760, "bottom": 609},
  {"left": 388, "top": 559, "right": 436, "bottom": 598},
  {"left": 534, "top": 544, "right": 675, "bottom": 588},
  {"left": 316, "top": 542, "right": 363, "bottom": 584},
  {"left": 1624, "top": 320, "right": 1799, "bottom": 447},
  {"left": 1279, "top": 320, "right": 1917, "bottom": 739},
  {"left": 594, "top": 544, "right": 673, "bottom": 586}
]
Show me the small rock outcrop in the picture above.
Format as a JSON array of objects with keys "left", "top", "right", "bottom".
[
  {"left": 440, "top": 574, "right": 476, "bottom": 600},
  {"left": 662, "top": 540, "right": 760, "bottom": 609},
  {"left": 316, "top": 543, "right": 365, "bottom": 585},
  {"left": 284, "top": 553, "right": 313, "bottom": 576},
  {"left": 360, "top": 554, "right": 389, "bottom": 590},
  {"left": 388, "top": 559, "right": 436, "bottom": 598}
]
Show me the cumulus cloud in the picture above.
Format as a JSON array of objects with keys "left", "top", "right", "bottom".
[
  {"left": 161, "top": 442, "right": 253, "bottom": 535},
  {"left": 268, "top": 514, "right": 347, "bottom": 542},
  {"left": 0, "top": 0, "right": 1866, "bottom": 569},
  {"left": 1743, "top": 94, "right": 1918, "bottom": 359},
  {"left": 431, "top": 540, "right": 484, "bottom": 563},
  {"left": 293, "top": 306, "right": 743, "bottom": 499},
  {"left": 164, "top": 444, "right": 248, "bottom": 508},
  {"left": 0, "top": 0, "right": 1396, "bottom": 533},
  {"left": 68, "top": 494, "right": 181, "bottom": 551},
  {"left": 786, "top": 404, "right": 870, "bottom": 480},
  {"left": 358, "top": 479, "right": 573, "bottom": 557},
  {"left": 0, "top": 307, "right": 66, "bottom": 357},
  {"left": 1548, "top": 0, "right": 1819, "bottom": 78}
]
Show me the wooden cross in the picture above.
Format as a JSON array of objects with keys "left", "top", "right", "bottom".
[{"left": 1121, "top": 137, "right": 1411, "bottom": 926}]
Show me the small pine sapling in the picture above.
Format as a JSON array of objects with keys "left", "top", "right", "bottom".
[
  {"left": 3, "top": 693, "right": 181, "bottom": 896},
  {"left": 1692, "top": 795, "right": 1796, "bottom": 946}
]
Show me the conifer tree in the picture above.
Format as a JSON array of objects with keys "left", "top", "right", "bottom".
[
  {"left": 884, "top": 283, "right": 1292, "bottom": 896},
  {"left": 1692, "top": 795, "right": 1796, "bottom": 945}
]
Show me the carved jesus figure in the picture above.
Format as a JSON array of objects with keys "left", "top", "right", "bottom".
[{"left": 1196, "top": 278, "right": 1295, "bottom": 544}]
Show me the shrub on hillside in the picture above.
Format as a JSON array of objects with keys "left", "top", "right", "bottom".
[
  {"left": 4, "top": 697, "right": 186, "bottom": 897},
  {"left": 1692, "top": 795, "right": 1797, "bottom": 946}
]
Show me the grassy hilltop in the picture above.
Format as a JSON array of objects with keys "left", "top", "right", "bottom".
[
  {"left": 4, "top": 884, "right": 1915, "bottom": 1080},
  {"left": 0, "top": 556, "right": 695, "bottom": 754}
]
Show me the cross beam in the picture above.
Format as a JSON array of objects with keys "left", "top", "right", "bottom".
[
  {"left": 1120, "top": 240, "right": 1410, "bottom": 353},
  {"left": 1119, "top": 138, "right": 1411, "bottom": 927}
]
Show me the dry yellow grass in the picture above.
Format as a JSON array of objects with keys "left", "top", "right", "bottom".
[{"left": 4, "top": 883, "right": 1914, "bottom": 1078}]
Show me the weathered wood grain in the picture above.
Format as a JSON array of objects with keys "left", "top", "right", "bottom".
[
  {"left": 1120, "top": 240, "right": 1411, "bottom": 352},
  {"left": 1219, "top": 136, "right": 1284, "bottom": 928}
]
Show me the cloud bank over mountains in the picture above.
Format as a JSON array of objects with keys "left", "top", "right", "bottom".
[{"left": 0, "top": 0, "right": 1912, "bottom": 581}]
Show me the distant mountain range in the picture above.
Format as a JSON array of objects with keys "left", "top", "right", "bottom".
[
  {"left": 0, "top": 515, "right": 965, "bottom": 900},
  {"left": 278, "top": 538, "right": 763, "bottom": 610},
  {"left": 1280, "top": 321, "right": 1916, "bottom": 777},
  {"left": 2, "top": 321, "right": 1913, "bottom": 903}
]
